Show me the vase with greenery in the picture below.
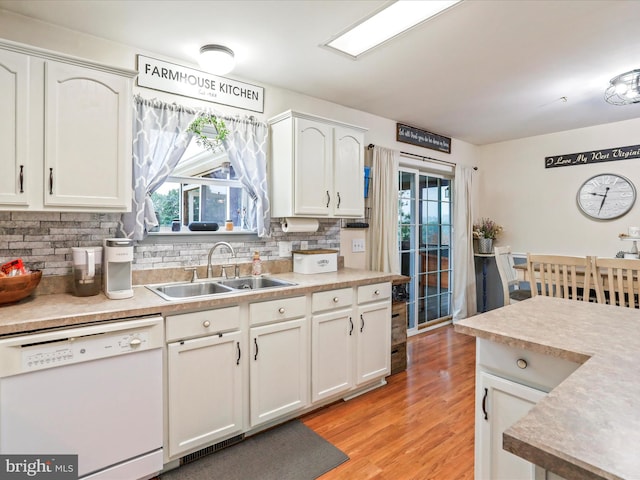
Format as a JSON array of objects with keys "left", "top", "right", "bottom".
[{"left": 473, "top": 218, "right": 503, "bottom": 253}]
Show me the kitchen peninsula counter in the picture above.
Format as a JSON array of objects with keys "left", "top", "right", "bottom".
[
  {"left": 455, "top": 296, "right": 640, "bottom": 480},
  {"left": 0, "top": 268, "right": 402, "bottom": 336}
]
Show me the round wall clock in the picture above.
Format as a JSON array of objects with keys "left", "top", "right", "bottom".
[{"left": 577, "top": 173, "right": 636, "bottom": 220}]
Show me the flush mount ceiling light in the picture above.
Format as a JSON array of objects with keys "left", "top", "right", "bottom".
[
  {"left": 199, "top": 44, "right": 235, "bottom": 75},
  {"left": 324, "top": 0, "right": 462, "bottom": 59},
  {"left": 605, "top": 69, "right": 640, "bottom": 105}
]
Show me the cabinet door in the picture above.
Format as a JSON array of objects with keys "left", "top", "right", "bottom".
[
  {"left": 44, "top": 61, "right": 131, "bottom": 209},
  {"left": 333, "top": 127, "right": 364, "bottom": 217},
  {"left": 476, "top": 371, "right": 546, "bottom": 480},
  {"left": 293, "top": 117, "right": 332, "bottom": 216},
  {"left": 167, "top": 331, "right": 243, "bottom": 458},
  {"left": 356, "top": 301, "right": 391, "bottom": 385},
  {"left": 250, "top": 317, "right": 308, "bottom": 426},
  {"left": 0, "top": 50, "right": 30, "bottom": 207},
  {"left": 311, "top": 309, "right": 354, "bottom": 402}
]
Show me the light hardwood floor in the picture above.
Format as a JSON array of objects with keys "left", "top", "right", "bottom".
[{"left": 302, "top": 325, "right": 476, "bottom": 480}]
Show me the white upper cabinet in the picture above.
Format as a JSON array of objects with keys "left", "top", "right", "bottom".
[
  {"left": 269, "top": 110, "right": 367, "bottom": 218},
  {"left": 44, "top": 61, "right": 132, "bottom": 209},
  {"left": 0, "top": 49, "right": 30, "bottom": 207},
  {"left": 0, "top": 39, "right": 136, "bottom": 212}
]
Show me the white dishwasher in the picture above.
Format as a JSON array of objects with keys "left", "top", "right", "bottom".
[{"left": 0, "top": 316, "right": 164, "bottom": 480}]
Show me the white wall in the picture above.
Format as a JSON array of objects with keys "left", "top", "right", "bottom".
[{"left": 478, "top": 118, "right": 640, "bottom": 257}]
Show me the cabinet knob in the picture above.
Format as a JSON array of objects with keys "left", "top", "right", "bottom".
[
  {"left": 278, "top": 307, "right": 285, "bottom": 314},
  {"left": 374, "top": 290, "right": 380, "bottom": 295},
  {"left": 516, "top": 358, "right": 528, "bottom": 369},
  {"left": 203, "top": 320, "right": 211, "bottom": 328},
  {"left": 333, "top": 297, "right": 339, "bottom": 303}
]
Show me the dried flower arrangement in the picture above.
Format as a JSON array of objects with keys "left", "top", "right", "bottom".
[{"left": 473, "top": 218, "right": 503, "bottom": 240}]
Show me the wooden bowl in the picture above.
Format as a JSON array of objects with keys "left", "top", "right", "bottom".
[{"left": 0, "top": 270, "right": 43, "bottom": 306}]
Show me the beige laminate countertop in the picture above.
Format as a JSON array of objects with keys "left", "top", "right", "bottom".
[
  {"left": 455, "top": 296, "right": 640, "bottom": 480},
  {"left": 0, "top": 268, "right": 401, "bottom": 336}
]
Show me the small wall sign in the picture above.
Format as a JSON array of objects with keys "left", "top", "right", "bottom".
[
  {"left": 137, "top": 55, "right": 264, "bottom": 113},
  {"left": 545, "top": 144, "right": 640, "bottom": 168},
  {"left": 396, "top": 123, "right": 451, "bottom": 154}
]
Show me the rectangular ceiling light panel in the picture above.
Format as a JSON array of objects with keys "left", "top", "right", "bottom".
[{"left": 325, "top": 0, "right": 461, "bottom": 58}]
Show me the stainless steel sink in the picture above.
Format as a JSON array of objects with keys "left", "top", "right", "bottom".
[
  {"left": 147, "top": 281, "right": 234, "bottom": 300},
  {"left": 146, "top": 276, "right": 297, "bottom": 300},
  {"left": 217, "top": 277, "right": 297, "bottom": 290}
]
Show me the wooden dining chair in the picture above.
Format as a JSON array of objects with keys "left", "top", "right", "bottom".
[
  {"left": 592, "top": 257, "right": 640, "bottom": 308},
  {"left": 494, "top": 246, "right": 532, "bottom": 306},
  {"left": 526, "top": 254, "right": 594, "bottom": 301}
]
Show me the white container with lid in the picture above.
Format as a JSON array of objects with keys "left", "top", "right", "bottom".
[{"left": 292, "top": 249, "right": 338, "bottom": 274}]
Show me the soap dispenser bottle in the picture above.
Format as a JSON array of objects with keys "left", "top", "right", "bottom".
[{"left": 252, "top": 251, "right": 262, "bottom": 276}]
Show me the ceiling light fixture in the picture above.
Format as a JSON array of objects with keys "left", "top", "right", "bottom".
[
  {"left": 324, "top": 0, "right": 462, "bottom": 59},
  {"left": 605, "top": 69, "right": 640, "bottom": 105},
  {"left": 199, "top": 44, "right": 235, "bottom": 75}
]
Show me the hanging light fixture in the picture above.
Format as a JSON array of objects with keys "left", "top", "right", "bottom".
[
  {"left": 199, "top": 44, "right": 235, "bottom": 75},
  {"left": 605, "top": 69, "right": 640, "bottom": 105}
]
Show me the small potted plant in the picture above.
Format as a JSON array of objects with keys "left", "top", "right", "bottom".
[{"left": 473, "top": 218, "right": 503, "bottom": 253}]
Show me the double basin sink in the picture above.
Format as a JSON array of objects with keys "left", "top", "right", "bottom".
[{"left": 147, "top": 276, "right": 297, "bottom": 301}]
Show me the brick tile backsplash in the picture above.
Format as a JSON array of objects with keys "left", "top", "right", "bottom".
[{"left": 0, "top": 212, "right": 341, "bottom": 277}]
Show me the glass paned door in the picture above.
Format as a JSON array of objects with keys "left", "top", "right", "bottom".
[{"left": 399, "top": 167, "right": 452, "bottom": 334}]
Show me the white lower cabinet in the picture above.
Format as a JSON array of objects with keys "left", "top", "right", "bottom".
[
  {"left": 476, "top": 371, "right": 545, "bottom": 480},
  {"left": 165, "top": 307, "right": 244, "bottom": 459},
  {"left": 311, "top": 288, "right": 354, "bottom": 402},
  {"left": 356, "top": 283, "right": 391, "bottom": 385},
  {"left": 475, "top": 339, "right": 580, "bottom": 480},
  {"left": 249, "top": 296, "right": 308, "bottom": 427}
]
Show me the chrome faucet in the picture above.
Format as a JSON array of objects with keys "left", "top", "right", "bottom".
[{"left": 207, "top": 242, "right": 236, "bottom": 278}]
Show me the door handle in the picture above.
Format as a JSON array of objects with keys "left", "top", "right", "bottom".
[
  {"left": 482, "top": 387, "right": 488, "bottom": 420},
  {"left": 349, "top": 317, "right": 353, "bottom": 335},
  {"left": 326, "top": 190, "right": 331, "bottom": 208},
  {"left": 19, "top": 165, "right": 24, "bottom": 193},
  {"left": 254, "top": 338, "right": 259, "bottom": 361},
  {"left": 49, "top": 168, "right": 54, "bottom": 195},
  {"left": 336, "top": 192, "right": 341, "bottom": 208},
  {"left": 360, "top": 314, "right": 364, "bottom": 333},
  {"left": 236, "top": 341, "right": 241, "bottom": 365}
]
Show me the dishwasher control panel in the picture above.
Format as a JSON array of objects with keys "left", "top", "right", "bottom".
[
  {"left": 0, "top": 316, "right": 163, "bottom": 376},
  {"left": 23, "top": 331, "right": 150, "bottom": 369}
]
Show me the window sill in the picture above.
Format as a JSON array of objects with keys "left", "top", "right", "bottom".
[{"left": 142, "top": 229, "right": 257, "bottom": 244}]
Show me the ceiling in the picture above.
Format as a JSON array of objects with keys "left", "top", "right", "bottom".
[{"left": 2, "top": 0, "right": 640, "bottom": 145}]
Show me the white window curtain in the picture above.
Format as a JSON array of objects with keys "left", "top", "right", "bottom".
[
  {"left": 452, "top": 165, "right": 477, "bottom": 321},
  {"left": 221, "top": 117, "right": 270, "bottom": 237},
  {"left": 117, "top": 96, "right": 197, "bottom": 240},
  {"left": 367, "top": 146, "right": 400, "bottom": 273}
]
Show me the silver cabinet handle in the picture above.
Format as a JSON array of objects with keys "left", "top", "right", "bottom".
[
  {"left": 278, "top": 307, "right": 285, "bottom": 314},
  {"left": 516, "top": 358, "right": 528, "bottom": 369},
  {"left": 325, "top": 190, "right": 331, "bottom": 208},
  {"left": 203, "top": 320, "right": 211, "bottom": 328},
  {"left": 333, "top": 297, "right": 339, "bottom": 303}
]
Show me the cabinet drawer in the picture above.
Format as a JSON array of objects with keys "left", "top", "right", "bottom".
[
  {"left": 166, "top": 306, "right": 240, "bottom": 342},
  {"left": 312, "top": 288, "right": 353, "bottom": 313},
  {"left": 250, "top": 296, "right": 306, "bottom": 326},
  {"left": 357, "top": 282, "right": 391, "bottom": 304},
  {"left": 477, "top": 338, "right": 580, "bottom": 392}
]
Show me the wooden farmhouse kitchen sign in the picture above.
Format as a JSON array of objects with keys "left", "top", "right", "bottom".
[
  {"left": 137, "top": 55, "right": 264, "bottom": 113},
  {"left": 397, "top": 123, "right": 451, "bottom": 154},
  {"left": 545, "top": 144, "right": 640, "bottom": 168}
]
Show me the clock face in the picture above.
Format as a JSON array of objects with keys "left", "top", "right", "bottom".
[{"left": 577, "top": 173, "right": 636, "bottom": 220}]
